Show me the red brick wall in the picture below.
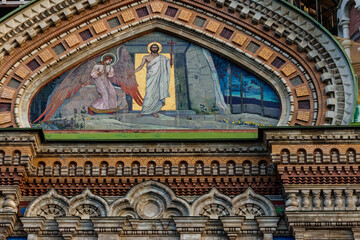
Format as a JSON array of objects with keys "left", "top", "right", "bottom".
[{"left": 349, "top": 3, "right": 360, "bottom": 42}]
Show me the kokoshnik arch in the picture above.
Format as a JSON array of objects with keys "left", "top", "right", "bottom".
[
  {"left": 0, "top": 0, "right": 359, "bottom": 240},
  {"left": 0, "top": 0, "right": 356, "bottom": 129}
]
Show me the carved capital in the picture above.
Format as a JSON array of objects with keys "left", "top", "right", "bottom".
[
  {"left": 220, "top": 216, "right": 245, "bottom": 240},
  {"left": 55, "top": 216, "right": 81, "bottom": 240},
  {"left": 256, "top": 216, "right": 280, "bottom": 240},
  {"left": 21, "top": 217, "right": 45, "bottom": 235}
]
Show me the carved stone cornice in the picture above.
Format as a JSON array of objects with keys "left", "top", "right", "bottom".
[
  {"left": 21, "top": 217, "right": 46, "bottom": 236},
  {"left": 91, "top": 217, "right": 126, "bottom": 234},
  {"left": 286, "top": 212, "right": 360, "bottom": 227}
]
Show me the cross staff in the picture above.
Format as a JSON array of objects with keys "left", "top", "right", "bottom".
[{"left": 167, "top": 39, "right": 176, "bottom": 67}]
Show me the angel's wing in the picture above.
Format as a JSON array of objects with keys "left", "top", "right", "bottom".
[
  {"left": 112, "top": 46, "right": 143, "bottom": 106},
  {"left": 33, "top": 59, "right": 95, "bottom": 123}
]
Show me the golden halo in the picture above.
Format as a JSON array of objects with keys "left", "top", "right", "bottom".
[
  {"left": 147, "top": 42, "right": 162, "bottom": 53},
  {"left": 101, "top": 53, "right": 117, "bottom": 65}
]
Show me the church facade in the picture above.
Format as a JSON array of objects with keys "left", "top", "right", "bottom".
[{"left": 0, "top": 0, "right": 359, "bottom": 239}]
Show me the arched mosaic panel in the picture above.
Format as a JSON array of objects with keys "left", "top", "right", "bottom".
[
  {"left": 29, "top": 32, "right": 280, "bottom": 130},
  {"left": 0, "top": 0, "right": 356, "bottom": 128}
]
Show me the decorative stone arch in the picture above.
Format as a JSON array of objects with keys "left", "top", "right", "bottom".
[
  {"left": 24, "top": 188, "right": 69, "bottom": 219},
  {"left": 191, "top": 188, "right": 232, "bottom": 219},
  {"left": 109, "top": 198, "right": 138, "bottom": 218},
  {"left": 232, "top": 188, "right": 276, "bottom": 219},
  {"left": 0, "top": 0, "right": 356, "bottom": 128},
  {"left": 68, "top": 188, "right": 109, "bottom": 219},
  {"left": 109, "top": 180, "right": 190, "bottom": 219},
  {"left": 338, "top": 0, "right": 360, "bottom": 38}
]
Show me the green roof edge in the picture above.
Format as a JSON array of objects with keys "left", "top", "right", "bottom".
[
  {"left": 2, "top": 126, "right": 360, "bottom": 142},
  {"left": 280, "top": 0, "right": 358, "bottom": 122},
  {"left": 0, "top": 0, "right": 38, "bottom": 23}
]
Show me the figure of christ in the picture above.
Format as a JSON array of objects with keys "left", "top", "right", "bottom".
[
  {"left": 88, "top": 55, "right": 119, "bottom": 115},
  {"left": 134, "top": 43, "right": 170, "bottom": 118}
]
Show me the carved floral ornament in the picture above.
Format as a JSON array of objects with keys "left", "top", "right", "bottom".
[
  {"left": 24, "top": 181, "right": 276, "bottom": 220},
  {"left": 0, "top": 0, "right": 355, "bottom": 128}
]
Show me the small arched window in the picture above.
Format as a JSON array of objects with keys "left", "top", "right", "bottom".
[
  {"left": 116, "top": 161, "right": 124, "bottom": 176},
  {"left": 13, "top": 150, "right": 21, "bottom": 165},
  {"left": 314, "top": 149, "right": 323, "bottom": 164},
  {"left": 330, "top": 149, "right": 339, "bottom": 163},
  {"left": 163, "top": 161, "right": 172, "bottom": 176},
  {"left": 100, "top": 161, "right": 108, "bottom": 176},
  {"left": 69, "top": 162, "right": 77, "bottom": 176},
  {"left": 297, "top": 149, "right": 306, "bottom": 164},
  {"left": 195, "top": 161, "right": 204, "bottom": 176},
  {"left": 259, "top": 161, "right": 267, "bottom": 176},
  {"left": 53, "top": 162, "right": 61, "bottom": 176},
  {"left": 211, "top": 161, "right": 220, "bottom": 176},
  {"left": 38, "top": 162, "right": 46, "bottom": 176},
  {"left": 148, "top": 161, "right": 156, "bottom": 176},
  {"left": 85, "top": 161, "right": 93, "bottom": 177},
  {"left": 132, "top": 162, "right": 140, "bottom": 176},
  {"left": 227, "top": 161, "right": 235, "bottom": 175},
  {"left": 243, "top": 161, "right": 251, "bottom": 176},
  {"left": 347, "top": 149, "right": 356, "bottom": 163},
  {"left": 0, "top": 150, "right": 5, "bottom": 165},
  {"left": 280, "top": 149, "right": 290, "bottom": 164},
  {"left": 179, "top": 161, "right": 187, "bottom": 176}
]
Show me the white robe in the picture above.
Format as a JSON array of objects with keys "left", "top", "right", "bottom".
[{"left": 141, "top": 55, "right": 170, "bottom": 114}]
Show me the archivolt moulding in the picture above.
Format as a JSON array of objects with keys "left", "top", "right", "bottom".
[
  {"left": 68, "top": 188, "right": 109, "bottom": 219},
  {"left": 191, "top": 188, "right": 232, "bottom": 218},
  {"left": 109, "top": 180, "right": 190, "bottom": 219},
  {"left": 24, "top": 188, "right": 69, "bottom": 219},
  {"left": 232, "top": 188, "right": 276, "bottom": 219}
]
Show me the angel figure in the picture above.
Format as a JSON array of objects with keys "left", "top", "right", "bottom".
[{"left": 33, "top": 46, "right": 143, "bottom": 123}]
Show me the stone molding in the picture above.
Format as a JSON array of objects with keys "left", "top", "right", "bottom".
[{"left": 22, "top": 215, "right": 277, "bottom": 239}]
